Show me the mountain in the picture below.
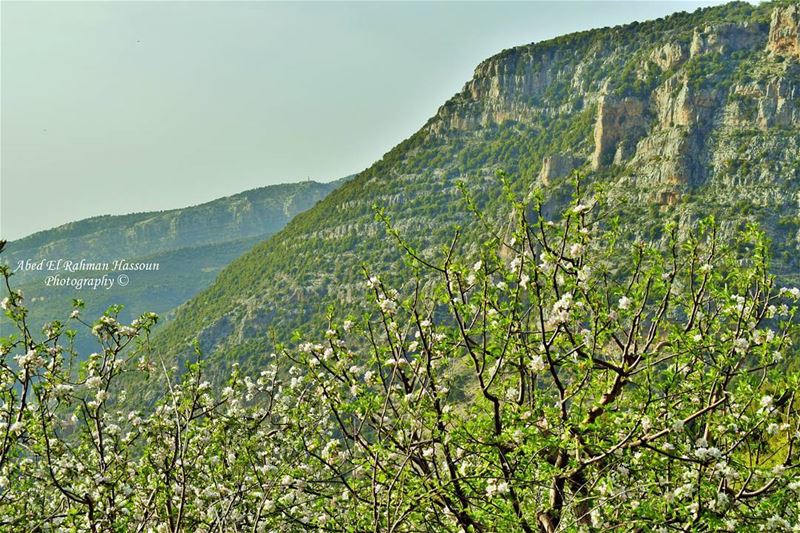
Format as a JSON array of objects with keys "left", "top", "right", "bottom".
[
  {"left": 142, "top": 1, "right": 800, "bottom": 379},
  {"left": 0, "top": 179, "right": 346, "bottom": 352}
]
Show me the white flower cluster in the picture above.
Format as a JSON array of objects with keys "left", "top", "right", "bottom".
[
  {"left": 528, "top": 354, "right": 546, "bottom": 373},
  {"left": 752, "top": 328, "right": 776, "bottom": 345},
  {"left": 729, "top": 294, "right": 748, "bottom": 314},
  {"left": 85, "top": 375, "right": 103, "bottom": 389},
  {"left": 378, "top": 297, "right": 397, "bottom": 316},
  {"left": 572, "top": 203, "right": 592, "bottom": 215},
  {"left": 779, "top": 287, "right": 800, "bottom": 299},
  {"left": 732, "top": 337, "right": 750, "bottom": 354},
  {"left": 15, "top": 349, "right": 43, "bottom": 369},
  {"left": 485, "top": 478, "right": 510, "bottom": 497},
  {"left": 546, "top": 292, "right": 573, "bottom": 328},
  {"left": 694, "top": 443, "right": 722, "bottom": 461}
]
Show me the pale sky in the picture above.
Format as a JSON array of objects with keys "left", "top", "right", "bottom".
[{"left": 1, "top": 1, "right": 725, "bottom": 240}]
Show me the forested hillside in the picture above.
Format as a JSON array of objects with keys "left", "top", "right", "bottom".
[{"left": 154, "top": 1, "right": 800, "bottom": 380}]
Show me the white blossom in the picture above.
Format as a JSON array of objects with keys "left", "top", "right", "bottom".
[
  {"left": 378, "top": 298, "right": 397, "bottom": 316},
  {"left": 765, "top": 515, "right": 790, "bottom": 531},
  {"left": 732, "top": 337, "right": 749, "bottom": 354},
  {"left": 529, "top": 354, "right": 546, "bottom": 373},
  {"left": 486, "top": 479, "right": 510, "bottom": 497},
  {"left": 779, "top": 287, "right": 800, "bottom": 299},
  {"left": 546, "top": 292, "right": 573, "bottom": 328}
]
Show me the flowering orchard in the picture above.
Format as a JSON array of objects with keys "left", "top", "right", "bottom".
[{"left": 1, "top": 186, "right": 799, "bottom": 532}]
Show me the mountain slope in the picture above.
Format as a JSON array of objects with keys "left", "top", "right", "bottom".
[
  {"left": 153, "top": 1, "right": 800, "bottom": 377},
  {"left": 5, "top": 179, "right": 346, "bottom": 270},
  {"left": 0, "top": 179, "right": 345, "bottom": 351}
]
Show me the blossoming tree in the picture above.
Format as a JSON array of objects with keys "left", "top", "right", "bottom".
[{"left": 1, "top": 182, "right": 798, "bottom": 531}]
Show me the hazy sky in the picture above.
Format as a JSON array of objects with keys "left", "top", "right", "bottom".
[{"left": 1, "top": 1, "right": 726, "bottom": 240}]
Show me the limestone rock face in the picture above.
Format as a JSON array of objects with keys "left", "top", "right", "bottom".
[
  {"left": 427, "top": 48, "right": 561, "bottom": 134},
  {"left": 758, "top": 74, "right": 800, "bottom": 127},
  {"left": 418, "top": 3, "right": 788, "bottom": 202},
  {"left": 424, "top": 39, "right": 612, "bottom": 136},
  {"left": 539, "top": 154, "right": 582, "bottom": 185},
  {"left": 690, "top": 22, "right": 765, "bottom": 57},
  {"left": 591, "top": 95, "right": 648, "bottom": 170},
  {"left": 725, "top": 68, "right": 800, "bottom": 129},
  {"left": 655, "top": 77, "right": 694, "bottom": 127},
  {"left": 626, "top": 75, "right": 721, "bottom": 194},
  {"left": 767, "top": 5, "right": 800, "bottom": 58},
  {"left": 650, "top": 42, "right": 687, "bottom": 71}
]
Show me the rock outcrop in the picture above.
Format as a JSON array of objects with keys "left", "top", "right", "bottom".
[
  {"left": 725, "top": 70, "right": 800, "bottom": 130},
  {"left": 767, "top": 4, "right": 800, "bottom": 58},
  {"left": 690, "top": 22, "right": 765, "bottom": 57},
  {"left": 650, "top": 42, "right": 687, "bottom": 71},
  {"left": 627, "top": 75, "right": 720, "bottom": 192},
  {"left": 539, "top": 154, "right": 582, "bottom": 185},
  {"left": 758, "top": 74, "right": 800, "bottom": 127},
  {"left": 591, "top": 94, "right": 648, "bottom": 169},
  {"left": 427, "top": 48, "right": 562, "bottom": 134},
  {"left": 425, "top": 38, "right": 613, "bottom": 135}
]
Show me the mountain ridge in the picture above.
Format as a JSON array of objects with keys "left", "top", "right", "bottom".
[
  {"left": 137, "top": 0, "right": 800, "bottom": 379},
  {"left": 0, "top": 178, "right": 348, "bottom": 352},
  {"left": 4, "top": 178, "right": 349, "bottom": 268}
]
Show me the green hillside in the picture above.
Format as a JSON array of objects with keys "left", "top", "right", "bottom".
[
  {"left": 0, "top": 179, "right": 345, "bottom": 352},
  {"left": 151, "top": 1, "right": 799, "bottom": 381}
]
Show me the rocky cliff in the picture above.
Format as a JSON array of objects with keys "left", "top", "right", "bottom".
[
  {"left": 768, "top": 3, "right": 800, "bottom": 57},
  {"left": 421, "top": 3, "right": 799, "bottom": 215}
]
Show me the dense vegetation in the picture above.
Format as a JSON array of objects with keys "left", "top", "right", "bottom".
[
  {"left": 2, "top": 1, "right": 799, "bottom": 529},
  {"left": 2, "top": 186, "right": 799, "bottom": 531},
  {"left": 147, "top": 0, "right": 800, "bottom": 388}
]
